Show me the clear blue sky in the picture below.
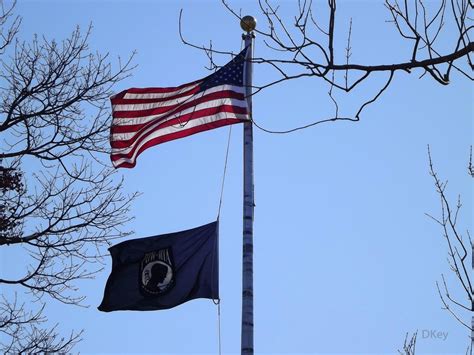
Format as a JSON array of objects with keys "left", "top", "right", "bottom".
[{"left": 2, "top": 0, "right": 472, "bottom": 353}]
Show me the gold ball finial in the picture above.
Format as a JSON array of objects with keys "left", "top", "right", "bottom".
[{"left": 240, "top": 15, "right": 257, "bottom": 32}]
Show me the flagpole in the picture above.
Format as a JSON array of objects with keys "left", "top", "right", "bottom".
[{"left": 240, "top": 16, "right": 256, "bottom": 355}]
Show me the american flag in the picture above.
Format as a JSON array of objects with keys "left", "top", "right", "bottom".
[{"left": 110, "top": 47, "right": 249, "bottom": 168}]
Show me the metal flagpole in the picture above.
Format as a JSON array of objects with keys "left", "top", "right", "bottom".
[{"left": 240, "top": 15, "right": 256, "bottom": 355}]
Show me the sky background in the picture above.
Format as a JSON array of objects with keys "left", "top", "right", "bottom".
[{"left": 1, "top": 0, "right": 472, "bottom": 354}]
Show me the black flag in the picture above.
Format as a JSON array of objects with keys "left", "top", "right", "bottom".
[{"left": 98, "top": 221, "right": 218, "bottom": 312}]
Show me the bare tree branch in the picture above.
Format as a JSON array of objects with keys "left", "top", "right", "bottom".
[
  {"left": 0, "top": 295, "right": 82, "bottom": 353},
  {"left": 179, "top": 0, "right": 473, "bottom": 132},
  {"left": 0, "top": 2, "right": 137, "bottom": 352},
  {"left": 398, "top": 331, "right": 417, "bottom": 355},
  {"left": 427, "top": 145, "right": 473, "bottom": 350}
]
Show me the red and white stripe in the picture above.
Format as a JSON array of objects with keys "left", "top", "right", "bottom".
[{"left": 110, "top": 79, "right": 249, "bottom": 168}]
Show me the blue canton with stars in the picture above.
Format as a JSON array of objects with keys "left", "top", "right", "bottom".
[{"left": 199, "top": 46, "right": 248, "bottom": 92}]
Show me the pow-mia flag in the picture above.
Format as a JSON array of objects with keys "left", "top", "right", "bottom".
[{"left": 98, "top": 221, "right": 218, "bottom": 312}]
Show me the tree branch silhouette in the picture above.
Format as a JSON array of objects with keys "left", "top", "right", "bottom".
[
  {"left": 179, "top": 0, "right": 473, "bottom": 132},
  {"left": 0, "top": 2, "right": 137, "bottom": 352}
]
